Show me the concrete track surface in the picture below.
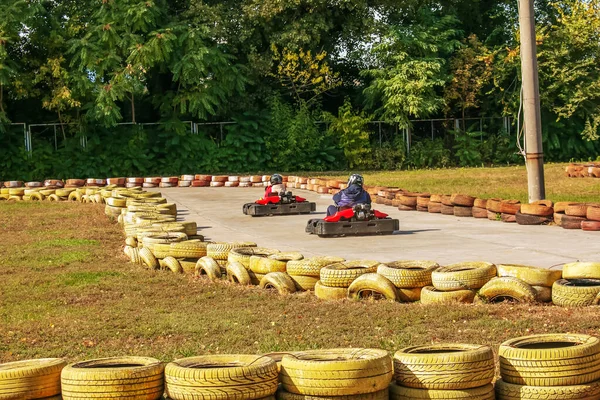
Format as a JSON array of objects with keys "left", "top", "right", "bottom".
[{"left": 158, "top": 187, "right": 598, "bottom": 268}]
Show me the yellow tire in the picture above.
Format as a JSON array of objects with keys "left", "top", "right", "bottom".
[
  {"left": 139, "top": 247, "right": 159, "bottom": 270},
  {"left": 60, "top": 356, "right": 163, "bottom": 399},
  {"left": 562, "top": 262, "right": 600, "bottom": 279},
  {"left": 228, "top": 247, "right": 280, "bottom": 269},
  {"left": 227, "top": 261, "right": 251, "bottom": 285},
  {"left": 68, "top": 191, "right": 82, "bottom": 202},
  {"left": 494, "top": 378, "right": 600, "bottom": 400},
  {"left": 420, "top": 286, "right": 475, "bottom": 304},
  {"left": 393, "top": 344, "right": 494, "bottom": 390},
  {"left": 162, "top": 256, "right": 183, "bottom": 273},
  {"left": 347, "top": 273, "right": 398, "bottom": 301},
  {"left": 320, "top": 260, "right": 380, "bottom": 288},
  {"left": 431, "top": 262, "right": 496, "bottom": 291},
  {"left": 165, "top": 355, "right": 278, "bottom": 400},
  {"left": 207, "top": 242, "right": 257, "bottom": 261},
  {"left": 476, "top": 277, "right": 537, "bottom": 303},
  {"left": 289, "top": 275, "right": 320, "bottom": 291},
  {"left": 249, "top": 254, "right": 293, "bottom": 274},
  {"left": 195, "top": 256, "right": 222, "bottom": 280},
  {"left": 376, "top": 261, "right": 439, "bottom": 288},
  {"left": 499, "top": 333, "right": 600, "bottom": 386},
  {"left": 249, "top": 271, "right": 266, "bottom": 286},
  {"left": 47, "top": 194, "right": 60, "bottom": 202},
  {"left": 128, "top": 247, "right": 144, "bottom": 265},
  {"left": 277, "top": 387, "right": 389, "bottom": 400},
  {"left": 280, "top": 349, "right": 392, "bottom": 396},
  {"left": 314, "top": 281, "right": 347, "bottom": 300},
  {"left": 497, "top": 264, "right": 562, "bottom": 286},
  {"left": 552, "top": 279, "right": 600, "bottom": 306},
  {"left": 125, "top": 236, "right": 138, "bottom": 247},
  {"left": 0, "top": 358, "right": 66, "bottom": 399},
  {"left": 106, "top": 197, "right": 127, "bottom": 207},
  {"left": 29, "top": 192, "right": 45, "bottom": 201},
  {"left": 153, "top": 240, "right": 208, "bottom": 259},
  {"left": 390, "top": 382, "right": 494, "bottom": 400},
  {"left": 259, "top": 272, "right": 297, "bottom": 295},
  {"left": 287, "top": 257, "right": 346, "bottom": 277}
]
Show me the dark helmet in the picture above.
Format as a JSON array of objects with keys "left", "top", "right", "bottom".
[
  {"left": 270, "top": 174, "right": 283, "bottom": 185},
  {"left": 347, "top": 173, "right": 364, "bottom": 187}
]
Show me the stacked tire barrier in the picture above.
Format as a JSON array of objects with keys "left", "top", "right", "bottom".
[
  {"left": 392, "top": 344, "right": 495, "bottom": 399},
  {"left": 3, "top": 173, "right": 600, "bottom": 231},
  {"left": 4, "top": 334, "right": 600, "bottom": 399},
  {"left": 565, "top": 162, "right": 600, "bottom": 178},
  {"left": 3, "top": 180, "right": 600, "bottom": 307},
  {"left": 496, "top": 333, "right": 600, "bottom": 399}
]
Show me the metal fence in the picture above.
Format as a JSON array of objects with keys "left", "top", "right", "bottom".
[{"left": 2, "top": 117, "right": 513, "bottom": 156}]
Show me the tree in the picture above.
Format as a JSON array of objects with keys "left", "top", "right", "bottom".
[
  {"left": 362, "top": 11, "right": 461, "bottom": 126},
  {"left": 444, "top": 34, "right": 494, "bottom": 130}
]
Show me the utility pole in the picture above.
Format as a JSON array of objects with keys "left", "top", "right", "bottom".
[{"left": 519, "top": 0, "right": 546, "bottom": 202}]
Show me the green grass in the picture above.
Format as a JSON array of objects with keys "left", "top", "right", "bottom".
[
  {"left": 317, "top": 163, "right": 600, "bottom": 203},
  {"left": 0, "top": 166, "right": 599, "bottom": 365}
]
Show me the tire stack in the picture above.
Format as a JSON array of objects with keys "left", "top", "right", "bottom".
[
  {"left": 225, "top": 175, "right": 240, "bottom": 187},
  {"left": 377, "top": 260, "right": 439, "bottom": 302},
  {"left": 472, "top": 198, "right": 488, "bottom": 218},
  {"left": 496, "top": 333, "right": 600, "bottom": 399},
  {"left": 416, "top": 193, "right": 430, "bottom": 212},
  {"left": 279, "top": 348, "right": 392, "bottom": 400},
  {"left": 286, "top": 256, "right": 345, "bottom": 291},
  {"left": 427, "top": 194, "right": 442, "bottom": 213},
  {"left": 517, "top": 200, "right": 554, "bottom": 225},
  {"left": 315, "top": 260, "right": 379, "bottom": 300},
  {"left": 165, "top": 355, "right": 278, "bottom": 400},
  {"left": 210, "top": 175, "right": 228, "bottom": 187},
  {"left": 493, "top": 264, "right": 562, "bottom": 303},
  {"left": 422, "top": 262, "right": 497, "bottom": 304},
  {"left": 106, "top": 177, "right": 126, "bottom": 187},
  {"left": 126, "top": 177, "right": 144, "bottom": 188},
  {"left": 392, "top": 344, "right": 495, "bottom": 399},
  {"left": 249, "top": 251, "right": 303, "bottom": 293},
  {"left": 206, "top": 241, "right": 257, "bottom": 274},
  {"left": 143, "top": 177, "right": 161, "bottom": 188},
  {"left": 486, "top": 198, "right": 503, "bottom": 221},
  {"left": 552, "top": 262, "right": 600, "bottom": 306},
  {"left": 560, "top": 203, "right": 589, "bottom": 229},
  {"left": 500, "top": 199, "right": 521, "bottom": 223},
  {"left": 440, "top": 195, "right": 454, "bottom": 215},
  {"left": 452, "top": 193, "right": 475, "bottom": 217},
  {"left": 178, "top": 174, "right": 194, "bottom": 187},
  {"left": 160, "top": 176, "right": 178, "bottom": 188},
  {"left": 61, "top": 356, "right": 164, "bottom": 400},
  {"left": 397, "top": 192, "right": 418, "bottom": 211},
  {"left": 192, "top": 174, "right": 211, "bottom": 187},
  {"left": 0, "top": 358, "right": 66, "bottom": 399},
  {"left": 227, "top": 247, "right": 280, "bottom": 285}
]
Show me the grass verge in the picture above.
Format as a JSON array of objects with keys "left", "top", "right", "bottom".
[
  {"left": 319, "top": 163, "right": 600, "bottom": 203},
  {"left": 1, "top": 200, "right": 599, "bottom": 365}
]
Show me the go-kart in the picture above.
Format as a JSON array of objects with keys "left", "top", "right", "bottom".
[
  {"left": 243, "top": 191, "right": 316, "bottom": 216},
  {"left": 306, "top": 203, "right": 399, "bottom": 237}
]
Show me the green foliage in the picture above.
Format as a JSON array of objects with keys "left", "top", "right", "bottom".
[
  {"left": 407, "top": 138, "right": 452, "bottom": 169},
  {"left": 371, "top": 138, "right": 408, "bottom": 170},
  {"left": 325, "top": 100, "right": 371, "bottom": 168},
  {"left": 452, "top": 129, "right": 484, "bottom": 167}
]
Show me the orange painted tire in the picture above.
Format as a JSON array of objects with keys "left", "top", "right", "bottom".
[
  {"left": 440, "top": 204, "right": 454, "bottom": 215},
  {"left": 210, "top": 181, "right": 225, "bottom": 187},
  {"left": 473, "top": 198, "right": 488, "bottom": 208},
  {"left": 450, "top": 194, "right": 475, "bottom": 207},
  {"left": 565, "top": 203, "right": 588, "bottom": 217},
  {"left": 399, "top": 195, "right": 418, "bottom": 207},
  {"left": 500, "top": 200, "right": 521, "bottom": 215},
  {"left": 582, "top": 220, "right": 600, "bottom": 231},
  {"left": 486, "top": 198, "right": 503, "bottom": 213},
  {"left": 453, "top": 206, "right": 472, "bottom": 217},
  {"left": 195, "top": 174, "right": 212, "bottom": 181},
  {"left": 429, "top": 194, "right": 442, "bottom": 203},
  {"left": 554, "top": 202, "right": 577, "bottom": 213},
  {"left": 211, "top": 175, "right": 228, "bottom": 182},
  {"left": 501, "top": 213, "right": 516, "bottom": 223},
  {"left": 427, "top": 202, "right": 441, "bottom": 213},
  {"left": 586, "top": 206, "right": 600, "bottom": 221},
  {"left": 441, "top": 195, "right": 453, "bottom": 206},
  {"left": 520, "top": 203, "right": 554, "bottom": 217},
  {"left": 472, "top": 206, "right": 487, "bottom": 218}
]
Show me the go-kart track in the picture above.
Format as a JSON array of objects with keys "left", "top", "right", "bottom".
[{"left": 158, "top": 187, "right": 598, "bottom": 267}]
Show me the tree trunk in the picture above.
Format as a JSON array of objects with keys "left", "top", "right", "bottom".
[{"left": 130, "top": 93, "right": 136, "bottom": 123}]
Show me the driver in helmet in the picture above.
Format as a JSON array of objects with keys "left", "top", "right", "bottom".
[
  {"left": 327, "top": 174, "right": 371, "bottom": 216},
  {"left": 264, "top": 174, "right": 286, "bottom": 198}
]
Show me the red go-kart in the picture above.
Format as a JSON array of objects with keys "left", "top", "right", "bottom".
[
  {"left": 306, "top": 203, "right": 399, "bottom": 237},
  {"left": 243, "top": 191, "right": 316, "bottom": 216}
]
